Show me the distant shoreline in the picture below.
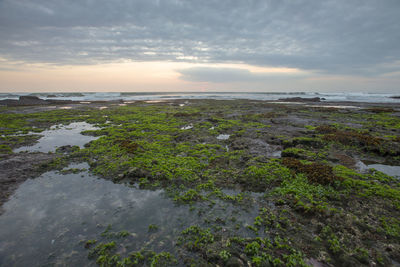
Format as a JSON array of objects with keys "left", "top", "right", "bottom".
[{"left": 1, "top": 91, "right": 400, "bottom": 103}]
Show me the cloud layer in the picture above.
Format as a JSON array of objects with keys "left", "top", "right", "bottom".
[{"left": 0, "top": 0, "right": 400, "bottom": 76}]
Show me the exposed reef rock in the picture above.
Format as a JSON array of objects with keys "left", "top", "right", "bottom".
[
  {"left": 0, "top": 96, "right": 76, "bottom": 106},
  {"left": 278, "top": 97, "right": 324, "bottom": 102}
]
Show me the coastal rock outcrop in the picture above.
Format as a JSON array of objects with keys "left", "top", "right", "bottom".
[
  {"left": 0, "top": 96, "right": 75, "bottom": 106},
  {"left": 278, "top": 97, "right": 324, "bottom": 102}
]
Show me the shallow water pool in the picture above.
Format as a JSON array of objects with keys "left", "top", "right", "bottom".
[
  {"left": 14, "top": 122, "right": 100, "bottom": 153},
  {"left": 367, "top": 164, "right": 400, "bottom": 178},
  {"left": 0, "top": 164, "right": 257, "bottom": 266}
]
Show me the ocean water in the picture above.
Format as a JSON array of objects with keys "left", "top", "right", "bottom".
[{"left": 1, "top": 91, "right": 400, "bottom": 103}]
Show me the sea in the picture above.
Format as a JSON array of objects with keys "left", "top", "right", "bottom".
[{"left": 1, "top": 92, "right": 400, "bottom": 103}]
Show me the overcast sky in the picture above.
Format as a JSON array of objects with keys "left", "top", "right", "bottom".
[{"left": 0, "top": 0, "right": 399, "bottom": 92}]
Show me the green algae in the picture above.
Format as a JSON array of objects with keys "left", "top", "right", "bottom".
[
  {"left": 1, "top": 100, "right": 400, "bottom": 266},
  {"left": 0, "top": 144, "right": 12, "bottom": 154}
]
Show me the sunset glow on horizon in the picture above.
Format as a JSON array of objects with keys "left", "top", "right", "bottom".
[{"left": 0, "top": 60, "right": 312, "bottom": 92}]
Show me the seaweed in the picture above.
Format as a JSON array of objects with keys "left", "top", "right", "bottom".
[{"left": 282, "top": 157, "right": 341, "bottom": 185}]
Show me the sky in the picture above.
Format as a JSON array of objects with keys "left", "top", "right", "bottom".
[{"left": 0, "top": 0, "right": 400, "bottom": 93}]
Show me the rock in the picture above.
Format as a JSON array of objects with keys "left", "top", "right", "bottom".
[
  {"left": 18, "top": 96, "right": 48, "bottom": 105},
  {"left": 337, "top": 254, "right": 361, "bottom": 267},
  {"left": 0, "top": 153, "right": 58, "bottom": 214},
  {"left": 126, "top": 167, "right": 152, "bottom": 178},
  {"left": 55, "top": 145, "right": 77, "bottom": 153},
  {"left": 114, "top": 173, "right": 125, "bottom": 182},
  {"left": 306, "top": 258, "right": 329, "bottom": 267},
  {"left": 278, "top": 97, "right": 322, "bottom": 102},
  {"left": 328, "top": 152, "right": 356, "bottom": 168},
  {"left": 46, "top": 99, "right": 74, "bottom": 104},
  {"left": 0, "top": 96, "right": 75, "bottom": 106},
  {"left": 20, "top": 95, "right": 40, "bottom": 100},
  {"left": 226, "top": 257, "right": 245, "bottom": 267}
]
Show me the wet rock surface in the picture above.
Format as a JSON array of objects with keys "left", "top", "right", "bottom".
[
  {"left": 0, "top": 95, "right": 76, "bottom": 106},
  {"left": 0, "top": 152, "right": 57, "bottom": 213},
  {"left": 278, "top": 96, "right": 324, "bottom": 102}
]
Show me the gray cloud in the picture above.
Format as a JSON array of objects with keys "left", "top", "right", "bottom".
[{"left": 0, "top": 0, "right": 400, "bottom": 75}]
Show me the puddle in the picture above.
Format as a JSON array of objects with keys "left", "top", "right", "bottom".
[
  {"left": 367, "top": 164, "right": 400, "bottom": 178},
  {"left": 270, "top": 102, "right": 304, "bottom": 105},
  {"left": 0, "top": 167, "right": 258, "bottom": 266},
  {"left": 14, "top": 122, "right": 100, "bottom": 153},
  {"left": 62, "top": 162, "right": 90, "bottom": 170},
  {"left": 181, "top": 124, "right": 193, "bottom": 130},
  {"left": 306, "top": 258, "right": 329, "bottom": 267},
  {"left": 59, "top": 106, "right": 72, "bottom": 109},
  {"left": 144, "top": 100, "right": 166, "bottom": 103},
  {"left": 217, "top": 134, "right": 230, "bottom": 140},
  {"left": 79, "top": 101, "right": 91, "bottom": 104},
  {"left": 270, "top": 102, "right": 361, "bottom": 109},
  {"left": 306, "top": 105, "right": 361, "bottom": 109},
  {"left": 356, "top": 160, "right": 400, "bottom": 178},
  {"left": 98, "top": 106, "right": 108, "bottom": 110},
  {"left": 392, "top": 259, "right": 400, "bottom": 267},
  {"left": 270, "top": 150, "right": 282, "bottom": 158},
  {"left": 247, "top": 138, "right": 282, "bottom": 158}
]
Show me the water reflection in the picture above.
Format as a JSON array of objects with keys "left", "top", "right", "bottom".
[
  {"left": 356, "top": 160, "right": 400, "bottom": 178},
  {"left": 180, "top": 124, "right": 193, "bottom": 130},
  {"left": 14, "top": 122, "right": 99, "bottom": 153},
  {"left": 367, "top": 164, "right": 400, "bottom": 178},
  {"left": 0, "top": 169, "right": 184, "bottom": 266},
  {"left": 0, "top": 166, "right": 257, "bottom": 266},
  {"left": 217, "top": 134, "right": 230, "bottom": 140}
]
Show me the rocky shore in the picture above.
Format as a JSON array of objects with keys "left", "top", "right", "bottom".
[
  {"left": 0, "top": 95, "right": 77, "bottom": 106},
  {"left": 0, "top": 98, "right": 399, "bottom": 266}
]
